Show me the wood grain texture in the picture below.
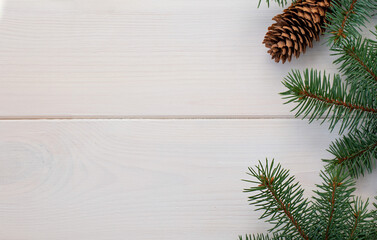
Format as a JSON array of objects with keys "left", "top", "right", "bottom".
[
  {"left": 0, "top": 0, "right": 339, "bottom": 117},
  {"left": 0, "top": 119, "right": 376, "bottom": 240},
  {"left": 1, "top": 1, "right": 377, "bottom": 239}
]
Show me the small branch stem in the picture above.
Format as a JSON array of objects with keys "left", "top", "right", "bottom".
[
  {"left": 346, "top": 47, "right": 377, "bottom": 82},
  {"left": 337, "top": 141, "right": 377, "bottom": 164},
  {"left": 348, "top": 212, "right": 360, "bottom": 239},
  {"left": 334, "top": 0, "right": 358, "bottom": 40},
  {"left": 324, "top": 181, "right": 338, "bottom": 240},
  {"left": 299, "top": 90, "right": 377, "bottom": 114},
  {"left": 263, "top": 180, "right": 309, "bottom": 240}
]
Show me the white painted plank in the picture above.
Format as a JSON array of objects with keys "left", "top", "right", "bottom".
[
  {"left": 0, "top": 119, "right": 375, "bottom": 239},
  {"left": 0, "top": 0, "right": 339, "bottom": 117}
]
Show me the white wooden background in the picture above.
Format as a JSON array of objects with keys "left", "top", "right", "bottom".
[{"left": 0, "top": 1, "right": 376, "bottom": 239}]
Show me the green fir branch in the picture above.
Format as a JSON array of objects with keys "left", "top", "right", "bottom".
[
  {"left": 310, "top": 168, "right": 355, "bottom": 239},
  {"left": 324, "top": 128, "right": 377, "bottom": 177},
  {"left": 281, "top": 69, "right": 377, "bottom": 133},
  {"left": 241, "top": 160, "right": 377, "bottom": 239},
  {"left": 326, "top": 0, "right": 377, "bottom": 44},
  {"left": 244, "top": 159, "right": 310, "bottom": 239},
  {"left": 346, "top": 197, "right": 375, "bottom": 239},
  {"left": 332, "top": 36, "right": 377, "bottom": 89}
]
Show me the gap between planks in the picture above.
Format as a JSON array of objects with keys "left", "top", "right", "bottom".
[{"left": 0, "top": 115, "right": 308, "bottom": 121}]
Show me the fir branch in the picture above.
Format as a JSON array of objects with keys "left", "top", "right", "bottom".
[
  {"left": 333, "top": 0, "right": 358, "bottom": 41},
  {"left": 348, "top": 201, "right": 361, "bottom": 240},
  {"left": 332, "top": 36, "right": 377, "bottom": 89},
  {"left": 244, "top": 159, "right": 310, "bottom": 239},
  {"left": 326, "top": 0, "right": 377, "bottom": 44},
  {"left": 349, "top": 214, "right": 358, "bottom": 239},
  {"left": 241, "top": 160, "right": 377, "bottom": 239},
  {"left": 281, "top": 69, "right": 377, "bottom": 132},
  {"left": 323, "top": 178, "right": 337, "bottom": 240},
  {"left": 310, "top": 168, "right": 355, "bottom": 239},
  {"left": 337, "top": 141, "right": 377, "bottom": 165},
  {"left": 299, "top": 88, "right": 377, "bottom": 113},
  {"left": 324, "top": 128, "right": 377, "bottom": 177},
  {"left": 345, "top": 46, "right": 377, "bottom": 83},
  {"left": 263, "top": 178, "right": 308, "bottom": 239},
  {"left": 346, "top": 197, "right": 375, "bottom": 239}
]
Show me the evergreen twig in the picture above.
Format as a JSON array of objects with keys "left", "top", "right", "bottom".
[
  {"left": 240, "top": 160, "right": 377, "bottom": 239},
  {"left": 281, "top": 69, "right": 377, "bottom": 133}
]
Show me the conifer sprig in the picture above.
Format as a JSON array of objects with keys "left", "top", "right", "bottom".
[
  {"left": 240, "top": 160, "right": 377, "bottom": 240},
  {"left": 326, "top": 0, "right": 377, "bottom": 44},
  {"left": 324, "top": 128, "right": 377, "bottom": 177},
  {"left": 347, "top": 197, "right": 376, "bottom": 238},
  {"left": 332, "top": 37, "right": 377, "bottom": 89},
  {"left": 310, "top": 169, "right": 355, "bottom": 239},
  {"left": 281, "top": 69, "right": 377, "bottom": 132},
  {"left": 243, "top": 159, "right": 310, "bottom": 239}
]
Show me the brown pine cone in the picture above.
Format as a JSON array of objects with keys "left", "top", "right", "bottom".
[{"left": 263, "top": 0, "right": 331, "bottom": 63}]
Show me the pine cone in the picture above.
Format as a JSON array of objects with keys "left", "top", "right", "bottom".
[{"left": 263, "top": 0, "right": 331, "bottom": 63}]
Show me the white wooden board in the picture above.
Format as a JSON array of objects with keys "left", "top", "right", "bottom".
[
  {"left": 0, "top": 120, "right": 376, "bottom": 240},
  {"left": 1, "top": 1, "right": 376, "bottom": 240},
  {"left": 0, "top": 0, "right": 339, "bottom": 118}
]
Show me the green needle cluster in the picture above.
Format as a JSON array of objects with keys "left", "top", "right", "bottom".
[{"left": 240, "top": 160, "right": 377, "bottom": 240}]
